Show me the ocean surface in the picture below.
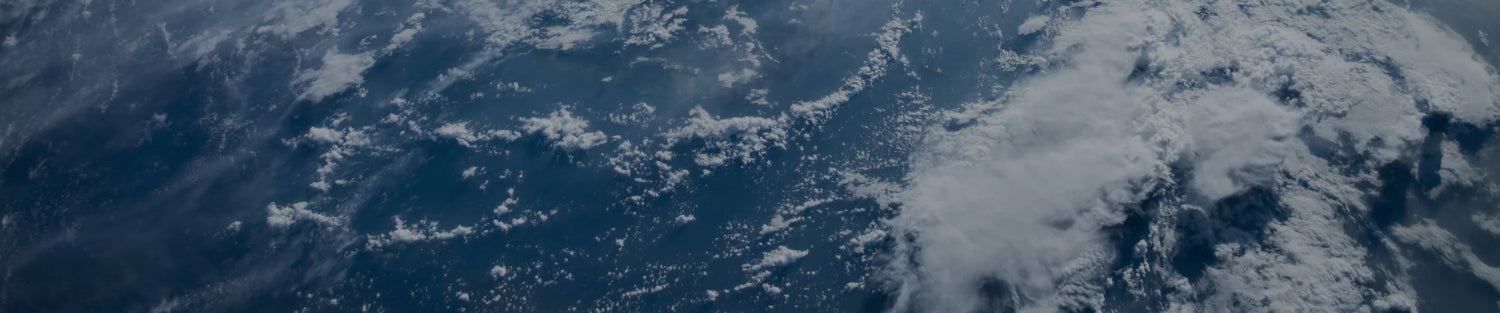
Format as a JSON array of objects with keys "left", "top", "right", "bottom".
[{"left": 3, "top": 0, "right": 1500, "bottom": 312}]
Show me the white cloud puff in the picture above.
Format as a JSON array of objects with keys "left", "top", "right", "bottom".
[
  {"left": 294, "top": 50, "right": 374, "bottom": 102},
  {"left": 521, "top": 107, "right": 607, "bottom": 150}
]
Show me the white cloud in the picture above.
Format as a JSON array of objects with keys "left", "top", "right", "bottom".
[
  {"left": 521, "top": 107, "right": 607, "bottom": 150},
  {"left": 305, "top": 127, "right": 344, "bottom": 143},
  {"left": 366, "top": 217, "right": 477, "bottom": 248},
  {"left": 266, "top": 202, "right": 341, "bottom": 228},
  {"left": 881, "top": 0, "right": 1500, "bottom": 311},
  {"left": 435, "top": 122, "right": 520, "bottom": 148},
  {"left": 724, "top": 6, "right": 758, "bottom": 36},
  {"left": 743, "top": 246, "right": 808, "bottom": 272},
  {"left": 666, "top": 106, "right": 784, "bottom": 166},
  {"left": 384, "top": 13, "right": 426, "bottom": 51},
  {"left": 1017, "top": 15, "right": 1050, "bottom": 35},
  {"left": 447, "top": 0, "right": 646, "bottom": 52},
  {"left": 256, "top": 0, "right": 355, "bottom": 39},
  {"left": 294, "top": 50, "right": 374, "bottom": 102},
  {"left": 461, "top": 166, "right": 482, "bottom": 180},
  {"left": 1476, "top": 213, "right": 1500, "bottom": 236},
  {"left": 888, "top": 10, "right": 1166, "bottom": 307},
  {"left": 717, "top": 68, "right": 758, "bottom": 88},
  {"left": 623, "top": 5, "right": 689, "bottom": 49},
  {"left": 1431, "top": 141, "right": 1484, "bottom": 197},
  {"left": 1391, "top": 219, "right": 1500, "bottom": 291},
  {"left": 1181, "top": 87, "right": 1299, "bottom": 200},
  {"left": 788, "top": 12, "right": 918, "bottom": 122}
]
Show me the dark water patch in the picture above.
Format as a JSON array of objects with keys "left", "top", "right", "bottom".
[
  {"left": 1107, "top": 195, "right": 1161, "bottom": 270},
  {"left": 1417, "top": 112, "right": 1450, "bottom": 198},
  {"left": 1201, "top": 63, "right": 1239, "bottom": 85},
  {"left": 943, "top": 118, "right": 980, "bottom": 132},
  {"left": 1270, "top": 76, "right": 1304, "bottom": 107},
  {"left": 974, "top": 276, "right": 1020, "bottom": 313},
  {"left": 348, "top": 141, "right": 490, "bottom": 229},
  {"left": 1356, "top": 53, "right": 1412, "bottom": 94},
  {"left": 1195, "top": 6, "right": 1219, "bottom": 20},
  {"left": 858, "top": 288, "right": 896, "bottom": 313},
  {"left": 1407, "top": 250, "right": 1500, "bottom": 313},
  {"left": 1125, "top": 53, "right": 1156, "bottom": 83},
  {"left": 1172, "top": 187, "right": 1287, "bottom": 281},
  {"left": 1212, "top": 187, "right": 1286, "bottom": 239},
  {"left": 1097, "top": 172, "right": 1185, "bottom": 311},
  {"left": 1297, "top": 4, "right": 1334, "bottom": 19},
  {"left": 1058, "top": 0, "right": 1104, "bottom": 18},
  {"left": 1301, "top": 128, "right": 1345, "bottom": 164},
  {"left": 1423, "top": 112, "right": 1454, "bottom": 133},
  {"left": 1370, "top": 161, "right": 1416, "bottom": 228},
  {"left": 1448, "top": 121, "right": 1493, "bottom": 154},
  {"left": 1173, "top": 63, "right": 1240, "bottom": 90},
  {"left": 1301, "top": 128, "right": 1390, "bottom": 178},
  {"left": 1102, "top": 201, "right": 1170, "bottom": 311}
]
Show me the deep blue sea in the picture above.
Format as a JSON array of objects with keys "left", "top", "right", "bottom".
[{"left": 4, "top": 0, "right": 1500, "bottom": 312}]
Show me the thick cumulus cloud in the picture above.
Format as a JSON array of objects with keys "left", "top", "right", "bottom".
[
  {"left": 887, "top": 5, "right": 1169, "bottom": 310},
  {"left": 883, "top": 0, "right": 1500, "bottom": 312},
  {"left": 1182, "top": 87, "right": 1299, "bottom": 201}
]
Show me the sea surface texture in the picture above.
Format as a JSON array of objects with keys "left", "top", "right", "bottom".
[{"left": 4, "top": 0, "right": 1500, "bottom": 312}]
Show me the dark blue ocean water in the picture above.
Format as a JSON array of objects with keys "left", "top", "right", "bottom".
[{"left": 4, "top": 0, "right": 1500, "bottom": 312}]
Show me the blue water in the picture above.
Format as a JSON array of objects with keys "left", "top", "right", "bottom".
[{"left": 5, "top": 0, "right": 1500, "bottom": 312}]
